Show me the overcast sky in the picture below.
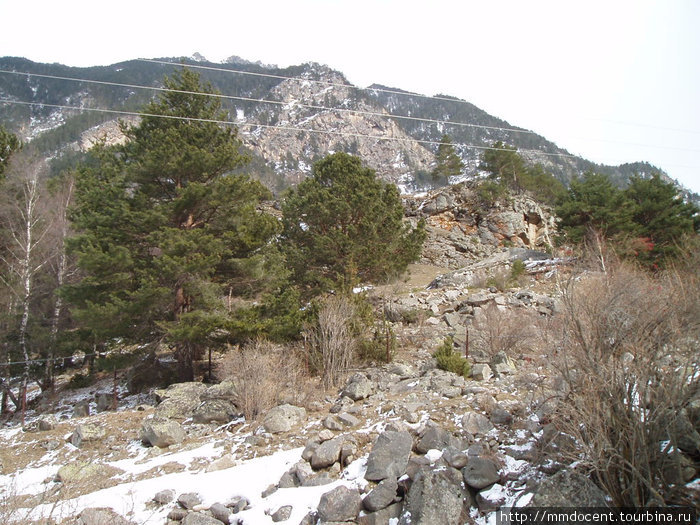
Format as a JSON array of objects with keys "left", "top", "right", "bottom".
[{"left": 2, "top": 0, "right": 699, "bottom": 193}]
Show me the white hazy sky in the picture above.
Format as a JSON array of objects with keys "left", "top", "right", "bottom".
[{"left": 1, "top": 0, "right": 699, "bottom": 193}]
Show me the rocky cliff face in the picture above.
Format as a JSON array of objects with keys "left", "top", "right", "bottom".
[{"left": 405, "top": 182, "right": 557, "bottom": 269}]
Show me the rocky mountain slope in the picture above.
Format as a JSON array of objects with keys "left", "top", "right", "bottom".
[
  {"left": 0, "top": 55, "right": 688, "bottom": 196},
  {"left": 1, "top": 181, "right": 697, "bottom": 524}
]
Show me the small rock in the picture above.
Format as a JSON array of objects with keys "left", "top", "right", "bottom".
[
  {"left": 261, "top": 484, "right": 278, "bottom": 498},
  {"left": 73, "top": 400, "right": 90, "bottom": 418},
  {"left": 271, "top": 505, "right": 293, "bottom": 522},
  {"left": 205, "top": 454, "right": 236, "bottom": 473},
  {"left": 490, "top": 407, "right": 513, "bottom": 426}
]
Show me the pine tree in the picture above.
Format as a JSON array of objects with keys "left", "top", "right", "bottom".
[
  {"left": 431, "top": 134, "right": 464, "bottom": 182},
  {"left": 64, "top": 69, "right": 279, "bottom": 381},
  {"left": 624, "top": 173, "right": 699, "bottom": 263},
  {"left": 0, "top": 126, "right": 22, "bottom": 179},
  {"left": 556, "top": 172, "right": 638, "bottom": 243},
  {"left": 281, "top": 152, "right": 426, "bottom": 295}
]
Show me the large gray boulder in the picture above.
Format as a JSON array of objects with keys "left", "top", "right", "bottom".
[
  {"left": 71, "top": 423, "right": 106, "bottom": 447},
  {"left": 310, "top": 436, "right": 344, "bottom": 469},
  {"left": 529, "top": 470, "right": 609, "bottom": 507},
  {"left": 75, "top": 507, "right": 134, "bottom": 525},
  {"left": 415, "top": 423, "right": 464, "bottom": 454},
  {"left": 317, "top": 485, "right": 362, "bottom": 522},
  {"left": 154, "top": 382, "right": 209, "bottom": 420},
  {"left": 262, "top": 404, "right": 306, "bottom": 433},
  {"left": 365, "top": 431, "right": 413, "bottom": 481},
  {"left": 363, "top": 477, "right": 399, "bottom": 512},
  {"left": 462, "top": 456, "right": 501, "bottom": 489},
  {"left": 140, "top": 418, "right": 186, "bottom": 448},
  {"left": 182, "top": 513, "right": 223, "bottom": 525},
  {"left": 461, "top": 412, "right": 494, "bottom": 435},
  {"left": 399, "top": 467, "right": 472, "bottom": 525},
  {"left": 192, "top": 399, "right": 238, "bottom": 424},
  {"left": 342, "top": 374, "right": 375, "bottom": 401}
]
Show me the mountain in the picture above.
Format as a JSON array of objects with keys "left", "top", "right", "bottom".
[{"left": 0, "top": 55, "right": 694, "bottom": 198}]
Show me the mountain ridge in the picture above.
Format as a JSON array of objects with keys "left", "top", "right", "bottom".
[{"left": 1, "top": 55, "right": 696, "bottom": 201}]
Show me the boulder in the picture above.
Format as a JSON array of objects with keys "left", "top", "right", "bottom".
[
  {"left": 153, "top": 489, "right": 176, "bottom": 505},
  {"left": 192, "top": 399, "right": 238, "bottom": 424},
  {"left": 209, "top": 502, "right": 232, "bottom": 523},
  {"left": 471, "top": 363, "right": 493, "bottom": 381},
  {"left": 154, "top": 382, "right": 208, "bottom": 420},
  {"left": 365, "top": 431, "right": 413, "bottom": 481},
  {"left": 177, "top": 492, "right": 203, "bottom": 510},
  {"left": 182, "top": 514, "right": 224, "bottom": 525},
  {"left": 462, "top": 457, "right": 501, "bottom": 489},
  {"left": 476, "top": 483, "right": 508, "bottom": 512},
  {"left": 490, "top": 351, "right": 516, "bottom": 376},
  {"left": 95, "top": 392, "right": 113, "bottom": 412},
  {"left": 310, "top": 436, "right": 344, "bottom": 470},
  {"left": 400, "top": 467, "right": 471, "bottom": 525},
  {"left": 271, "top": 505, "right": 293, "bottom": 522},
  {"left": 73, "top": 400, "right": 90, "bottom": 418},
  {"left": 528, "top": 470, "right": 608, "bottom": 507},
  {"left": 358, "top": 502, "right": 403, "bottom": 525},
  {"left": 461, "top": 412, "right": 494, "bottom": 435},
  {"left": 363, "top": 477, "right": 399, "bottom": 512},
  {"left": 262, "top": 404, "right": 306, "bottom": 434},
  {"left": 55, "top": 462, "right": 104, "bottom": 483},
  {"left": 342, "top": 375, "right": 374, "bottom": 401},
  {"left": 415, "top": 424, "right": 463, "bottom": 454},
  {"left": 140, "top": 418, "right": 186, "bottom": 448},
  {"left": 317, "top": 486, "right": 362, "bottom": 523},
  {"left": 75, "top": 507, "right": 134, "bottom": 525},
  {"left": 71, "top": 423, "right": 106, "bottom": 447}
]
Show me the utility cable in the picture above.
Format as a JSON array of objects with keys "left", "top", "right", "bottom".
[
  {"left": 0, "top": 98, "right": 578, "bottom": 158},
  {"left": 0, "top": 69, "right": 536, "bottom": 136}
]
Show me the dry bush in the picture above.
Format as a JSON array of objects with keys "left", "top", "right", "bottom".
[
  {"left": 547, "top": 256, "right": 700, "bottom": 506},
  {"left": 471, "top": 303, "right": 537, "bottom": 359},
  {"left": 218, "top": 340, "right": 307, "bottom": 421},
  {"left": 305, "top": 295, "right": 359, "bottom": 389}
]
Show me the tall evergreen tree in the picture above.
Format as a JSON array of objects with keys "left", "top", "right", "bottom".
[
  {"left": 281, "top": 152, "right": 425, "bottom": 295},
  {"left": 624, "top": 173, "right": 699, "bottom": 263},
  {"left": 0, "top": 126, "right": 22, "bottom": 179},
  {"left": 64, "top": 69, "right": 279, "bottom": 380},
  {"left": 432, "top": 134, "right": 464, "bottom": 182},
  {"left": 556, "top": 172, "right": 637, "bottom": 243}
]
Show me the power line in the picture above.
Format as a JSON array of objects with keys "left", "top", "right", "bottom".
[
  {"left": 140, "top": 58, "right": 483, "bottom": 106},
  {"left": 0, "top": 98, "right": 578, "bottom": 158},
  {"left": 0, "top": 68, "right": 537, "bottom": 136}
]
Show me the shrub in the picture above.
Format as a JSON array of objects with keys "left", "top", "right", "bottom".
[
  {"left": 304, "top": 294, "right": 359, "bottom": 389},
  {"left": 433, "top": 337, "right": 471, "bottom": 377},
  {"left": 67, "top": 373, "right": 93, "bottom": 389},
  {"left": 546, "top": 256, "right": 700, "bottom": 506},
  {"left": 218, "top": 339, "right": 306, "bottom": 421}
]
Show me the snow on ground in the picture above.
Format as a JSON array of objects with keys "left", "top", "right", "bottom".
[{"left": 20, "top": 445, "right": 365, "bottom": 525}]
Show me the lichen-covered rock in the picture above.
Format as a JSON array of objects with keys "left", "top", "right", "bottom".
[
  {"left": 262, "top": 404, "right": 306, "bottom": 434},
  {"left": 400, "top": 466, "right": 472, "bottom": 525},
  {"left": 317, "top": 485, "right": 362, "bottom": 523},
  {"left": 140, "top": 418, "right": 186, "bottom": 448},
  {"left": 71, "top": 423, "right": 106, "bottom": 447},
  {"left": 528, "top": 470, "right": 609, "bottom": 507},
  {"left": 365, "top": 431, "right": 413, "bottom": 481}
]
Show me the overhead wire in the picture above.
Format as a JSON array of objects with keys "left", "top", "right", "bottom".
[
  {"left": 0, "top": 98, "right": 577, "bottom": 158},
  {"left": 0, "top": 68, "right": 536, "bottom": 136}
]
